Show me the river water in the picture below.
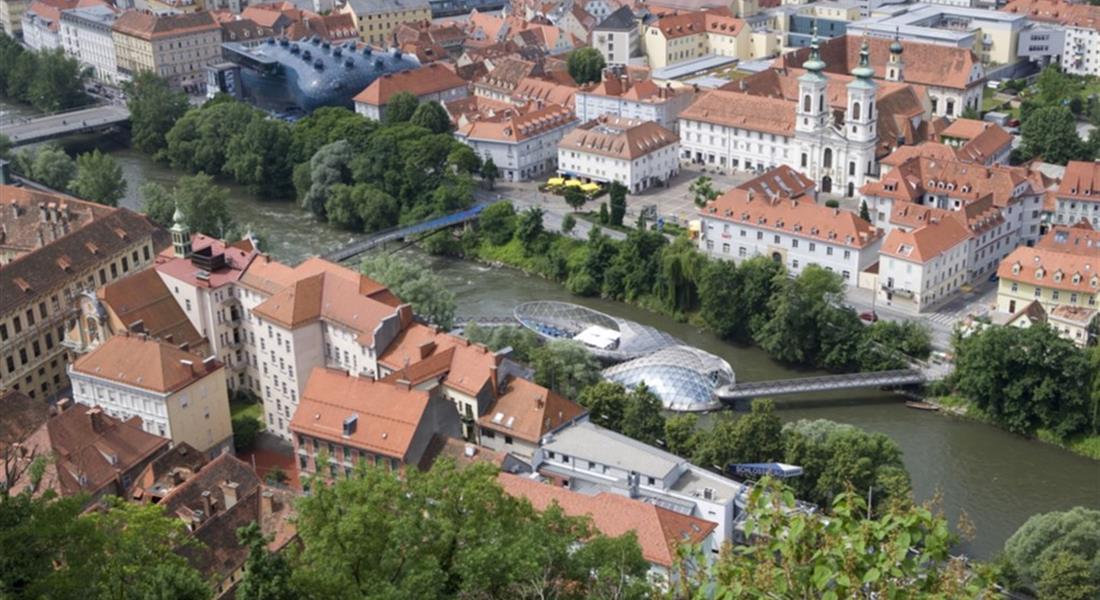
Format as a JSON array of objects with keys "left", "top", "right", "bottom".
[{"left": 8, "top": 98, "right": 1097, "bottom": 560}]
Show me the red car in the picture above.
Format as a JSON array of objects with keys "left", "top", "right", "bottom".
[{"left": 859, "top": 311, "right": 879, "bottom": 323}]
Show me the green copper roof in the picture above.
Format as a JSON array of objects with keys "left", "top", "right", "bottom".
[{"left": 851, "top": 38, "right": 875, "bottom": 80}]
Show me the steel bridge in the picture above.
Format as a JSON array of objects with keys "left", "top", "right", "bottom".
[
  {"left": 323, "top": 202, "right": 487, "bottom": 263},
  {"left": 715, "top": 369, "right": 925, "bottom": 401},
  {"left": 4, "top": 104, "right": 131, "bottom": 147}
]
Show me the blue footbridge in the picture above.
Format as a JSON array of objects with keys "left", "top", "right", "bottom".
[{"left": 323, "top": 202, "right": 487, "bottom": 263}]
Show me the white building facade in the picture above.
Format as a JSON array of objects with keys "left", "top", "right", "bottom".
[
  {"left": 574, "top": 77, "right": 695, "bottom": 132},
  {"left": 558, "top": 117, "right": 679, "bottom": 193},
  {"left": 454, "top": 104, "right": 579, "bottom": 182},
  {"left": 60, "top": 5, "right": 120, "bottom": 84}
]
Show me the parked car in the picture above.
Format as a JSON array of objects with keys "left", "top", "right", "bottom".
[{"left": 859, "top": 311, "right": 879, "bottom": 323}]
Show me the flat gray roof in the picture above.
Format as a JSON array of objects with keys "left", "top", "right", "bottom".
[
  {"left": 542, "top": 421, "right": 683, "bottom": 479},
  {"left": 652, "top": 54, "right": 738, "bottom": 81}
]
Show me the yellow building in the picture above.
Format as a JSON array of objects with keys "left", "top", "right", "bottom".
[
  {"left": 112, "top": 10, "right": 221, "bottom": 91},
  {"left": 643, "top": 10, "right": 752, "bottom": 69},
  {"left": 0, "top": 0, "right": 29, "bottom": 36},
  {"left": 0, "top": 185, "right": 164, "bottom": 403},
  {"left": 995, "top": 225, "right": 1100, "bottom": 315},
  {"left": 339, "top": 0, "right": 431, "bottom": 48},
  {"left": 69, "top": 335, "right": 234, "bottom": 458}
]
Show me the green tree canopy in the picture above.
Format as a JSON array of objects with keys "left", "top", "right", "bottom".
[
  {"left": 480, "top": 156, "right": 499, "bottom": 189},
  {"left": 577, "top": 381, "right": 630, "bottom": 430},
  {"left": 0, "top": 40, "right": 89, "bottom": 111},
  {"left": 954, "top": 324, "right": 1091, "bottom": 437},
  {"left": 141, "top": 172, "right": 235, "bottom": 238},
  {"left": 19, "top": 145, "right": 76, "bottom": 191},
  {"left": 532, "top": 340, "right": 602, "bottom": 400},
  {"left": 689, "top": 175, "right": 720, "bottom": 207},
  {"left": 126, "top": 72, "right": 189, "bottom": 155},
  {"left": 619, "top": 382, "right": 666, "bottom": 446},
  {"left": 361, "top": 254, "right": 456, "bottom": 329},
  {"left": 462, "top": 323, "right": 541, "bottom": 364},
  {"left": 1019, "top": 105, "right": 1091, "bottom": 165},
  {"left": 225, "top": 116, "right": 294, "bottom": 197},
  {"left": 409, "top": 100, "right": 452, "bottom": 134},
  {"left": 235, "top": 522, "right": 298, "bottom": 600},
  {"left": 566, "top": 47, "right": 606, "bottom": 85},
  {"left": 692, "top": 398, "right": 784, "bottom": 471},
  {"left": 478, "top": 201, "right": 517, "bottom": 246},
  {"left": 516, "top": 206, "right": 546, "bottom": 255},
  {"left": 608, "top": 181, "right": 627, "bottom": 226},
  {"left": 301, "top": 140, "right": 355, "bottom": 218},
  {"left": 70, "top": 150, "right": 126, "bottom": 206},
  {"left": 1003, "top": 507, "right": 1100, "bottom": 598},
  {"left": 383, "top": 92, "right": 419, "bottom": 124}
]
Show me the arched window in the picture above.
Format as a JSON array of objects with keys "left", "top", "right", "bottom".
[
  {"left": 819, "top": 94, "right": 825, "bottom": 111},
  {"left": 823, "top": 148, "right": 833, "bottom": 168},
  {"left": 803, "top": 94, "right": 811, "bottom": 112},
  {"left": 852, "top": 101, "right": 861, "bottom": 120}
]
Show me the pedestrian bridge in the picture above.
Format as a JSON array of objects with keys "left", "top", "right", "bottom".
[
  {"left": 323, "top": 202, "right": 487, "bottom": 263},
  {"left": 4, "top": 104, "right": 131, "bottom": 147},
  {"left": 715, "top": 369, "right": 925, "bottom": 401}
]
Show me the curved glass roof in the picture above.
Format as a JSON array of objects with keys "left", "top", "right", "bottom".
[
  {"left": 602, "top": 345, "right": 734, "bottom": 412},
  {"left": 513, "top": 301, "right": 681, "bottom": 362}
]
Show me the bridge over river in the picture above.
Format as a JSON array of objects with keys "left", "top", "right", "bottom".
[
  {"left": 324, "top": 202, "right": 487, "bottom": 263},
  {"left": 3, "top": 104, "right": 131, "bottom": 147},
  {"left": 715, "top": 369, "right": 925, "bottom": 404}
]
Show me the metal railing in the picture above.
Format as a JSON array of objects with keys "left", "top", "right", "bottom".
[{"left": 715, "top": 369, "right": 925, "bottom": 400}]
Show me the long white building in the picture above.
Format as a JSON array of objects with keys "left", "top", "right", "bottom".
[
  {"left": 557, "top": 116, "right": 679, "bottom": 193},
  {"left": 60, "top": 4, "right": 120, "bottom": 84},
  {"left": 453, "top": 103, "right": 579, "bottom": 182},
  {"left": 574, "top": 73, "right": 695, "bottom": 133}
]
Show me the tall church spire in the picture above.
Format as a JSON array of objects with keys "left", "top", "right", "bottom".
[
  {"left": 802, "top": 21, "right": 827, "bottom": 77},
  {"left": 169, "top": 201, "right": 192, "bottom": 259}
]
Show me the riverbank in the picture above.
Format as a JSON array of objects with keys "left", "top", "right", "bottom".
[{"left": 930, "top": 395, "right": 1100, "bottom": 461}]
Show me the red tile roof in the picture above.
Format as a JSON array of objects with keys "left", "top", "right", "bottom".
[
  {"left": 72, "top": 335, "right": 222, "bottom": 394},
  {"left": 998, "top": 245, "right": 1100, "bottom": 293},
  {"left": 353, "top": 63, "right": 468, "bottom": 106},
  {"left": 112, "top": 10, "right": 220, "bottom": 40},
  {"left": 702, "top": 188, "right": 881, "bottom": 248},
  {"left": 478, "top": 376, "right": 586, "bottom": 443},
  {"left": 880, "top": 216, "right": 971, "bottom": 263},
  {"left": 558, "top": 116, "right": 678, "bottom": 160},
  {"left": 498, "top": 473, "right": 715, "bottom": 567},
  {"left": 650, "top": 9, "right": 744, "bottom": 39},
  {"left": 1057, "top": 161, "right": 1100, "bottom": 202}
]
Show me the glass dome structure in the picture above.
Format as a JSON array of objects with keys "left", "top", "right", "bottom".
[
  {"left": 602, "top": 345, "right": 735, "bottom": 412},
  {"left": 513, "top": 301, "right": 680, "bottom": 362}
]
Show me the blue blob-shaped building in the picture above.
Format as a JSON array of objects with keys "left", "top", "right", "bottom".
[{"left": 223, "top": 37, "right": 421, "bottom": 114}]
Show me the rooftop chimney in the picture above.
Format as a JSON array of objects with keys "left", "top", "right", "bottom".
[
  {"left": 201, "top": 490, "right": 213, "bottom": 515},
  {"left": 342, "top": 414, "right": 358, "bottom": 437},
  {"left": 261, "top": 490, "right": 274, "bottom": 517},
  {"left": 87, "top": 406, "right": 106, "bottom": 433},
  {"left": 219, "top": 481, "right": 239, "bottom": 509}
]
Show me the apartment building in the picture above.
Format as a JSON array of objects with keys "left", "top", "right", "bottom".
[
  {"left": 453, "top": 102, "right": 579, "bottom": 182},
  {"left": 60, "top": 3, "right": 121, "bottom": 84},
  {"left": 1002, "top": 0, "right": 1100, "bottom": 77},
  {"left": 291, "top": 367, "right": 462, "bottom": 477},
  {"left": 642, "top": 9, "right": 751, "bottom": 69},
  {"left": 698, "top": 174, "right": 882, "bottom": 285},
  {"left": 21, "top": 0, "right": 65, "bottom": 51},
  {"left": 69, "top": 335, "right": 233, "bottom": 458},
  {"left": 339, "top": 0, "right": 431, "bottom": 48},
  {"left": 353, "top": 62, "right": 468, "bottom": 121},
  {"left": 533, "top": 420, "right": 748, "bottom": 546},
  {"left": 1053, "top": 161, "right": 1100, "bottom": 228},
  {"left": 557, "top": 116, "right": 680, "bottom": 193},
  {"left": 0, "top": 186, "right": 164, "bottom": 402},
  {"left": 476, "top": 375, "right": 586, "bottom": 459},
  {"left": 499, "top": 473, "right": 717, "bottom": 582},
  {"left": 0, "top": 0, "right": 29, "bottom": 36},
  {"left": 591, "top": 5, "right": 639, "bottom": 66},
  {"left": 112, "top": 10, "right": 222, "bottom": 91},
  {"left": 574, "top": 73, "right": 694, "bottom": 132},
  {"left": 877, "top": 214, "right": 972, "bottom": 312},
  {"left": 996, "top": 223, "right": 1100, "bottom": 315}
]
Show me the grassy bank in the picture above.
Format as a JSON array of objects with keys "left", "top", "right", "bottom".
[{"left": 929, "top": 395, "right": 1100, "bottom": 460}]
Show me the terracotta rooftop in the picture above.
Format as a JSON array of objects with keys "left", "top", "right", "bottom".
[
  {"left": 650, "top": 9, "right": 744, "bottom": 39},
  {"left": 2, "top": 205, "right": 165, "bottom": 315},
  {"left": 0, "top": 390, "right": 47, "bottom": 450},
  {"left": 498, "top": 473, "right": 716, "bottom": 567},
  {"left": 292, "top": 368, "right": 437, "bottom": 461},
  {"left": 1002, "top": 0, "right": 1100, "bottom": 31},
  {"left": 97, "top": 268, "right": 207, "bottom": 353},
  {"left": 680, "top": 89, "right": 795, "bottom": 136},
  {"left": 1057, "top": 161, "right": 1100, "bottom": 202},
  {"left": 580, "top": 75, "right": 685, "bottom": 104},
  {"left": 558, "top": 116, "right": 679, "bottom": 160},
  {"left": 701, "top": 188, "right": 881, "bottom": 249},
  {"left": 1035, "top": 222, "right": 1100, "bottom": 253},
  {"left": 72, "top": 335, "right": 222, "bottom": 394},
  {"left": 736, "top": 165, "right": 815, "bottom": 200},
  {"left": 511, "top": 76, "right": 578, "bottom": 109},
  {"left": 478, "top": 376, "right": 586, "bottom": 444},
  {"left": 0, "top": 184, "right": 114, "bottom": 258},
  {"left": 155, "top": 233, "right": 258, "bottom": 289},
  {"left": 112, "top": 9, "right": 220, "bottom": 40},
  {"left": 997, "top": 245, "right": 1100, "bottom": 294},
  {"left": 455, "top": 102, "right": 577, "bottom": 143},
  {"left": 353, "top": 63, "right": 468, "bottom": 106},
  {"left": 862, "top": 155, "right": 1036, "bottom": 208},
  {"left": 881, "top": 216, "right": 971, "bottom": 264},
  {"left": 378, "top": 324, "right": 499, "bottom": 396}
]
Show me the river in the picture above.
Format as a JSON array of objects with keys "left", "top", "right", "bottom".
[{"left": 8, "top": 98, "right": 1097, "bottom": 560}]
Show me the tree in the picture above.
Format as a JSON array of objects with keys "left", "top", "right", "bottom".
[
  {"left": 361, "top": 254, "right": 456, "bottom": 329},
  {"left": 531, "top": 340, "right": 602, "bottom": 400},
  {"left": 608, "top": 181, "right": 627, "bottom": 226},
  {"left": 225, "top": 115, "right": 294, "bottom": 197},
  {"left": 409, "top": 100, "right": 452, "bottom": 134},
  {"left": 699, "top": 259, "right": 743, "bottom": 340},
  {"left": 235, "top": 523, "right": 298, "bottom": 600},
  {"left": 954, "top": 324, "right": 1091, "bottom": 437},
  {"left": 382, "top": 92, "right": 419, "bottom": 124},
  {"left": 620, "top": 383, "right": 665, "bottom": 445},
  {"left": 561, "top": 213, "right": 576, "bottom": 235},
  {"left": 656, "top": 236, "right": 707, "bottom": 314},
  {"left": 664, "top": 414, "right": 699, "bottom": 457},
  {"left": 1019, "top": 105, "right": 1089, "bottom": 165},
  {"left": 1003, "top": 507, "right": 1100, "bottom": 598},
  {"left": 693, "top": 399, "right": 784, "bottom": 471},
  {"left": 598, "top": 201, "right": 609, "bottom": 224},
  {"left": 292, "top": 459, "right": 653, "bottom": 599},
  {"left": 232, "top": 414, "right": 262, "bottom": 452},
  {"left": 301, "top": 140, "right": 355, "bottom": 218},
  {"left": 577, "top": 381, "right": 630, "bottom": 430},
  {"left": 446, "top": 144, "right": 481, "bottom": 175},
  {"left": 689, "top": 175, "right": 719, "bottom": 207},
  {"left": 141, "top": 173, "right": 235, "bottom": 237},
  {"left": 755, "top": 265, "right": 843, "bottom": 365},
  {"left": 70, "top": 150, "right": 126, "bottom": 206},
  {"left": 480, "top": 156, "right": 499, "bottom": 190},
  {"left": 126, "top": 72, "right": 189, "bottom": 154},
  {"left": 709, "top": 479, "right": 997, "bottom": 598},
  {"left": 26, "top": 49, "right": 88, "bottom": 112},
  {"left": 162, "top": 101, "right": 259, "bottom": 175},
  {"left": 516, "top": 206, "right": 546, "bottom": 255},
  {"left": 782, "top": 419, "right": 912, "bottom": 511},
  {"left": 478, "top": 201, "right": 517, "bottom": 245},
  {"left": 564, "top": 186, "right": 586, "bottom": 211},
  {"left": 462, "top": 323, "right": 541, "bottom": 364},
  {"left": 566, "top": 47, "right": 606, "bottom": 85},
  {"left": 30, "top": 146, "right": 76, "bottom": 191},
  {"left": 1038, "top": 552, "right": 1100, "bottom": 600},
  {"left": 859, "top": 199, "right": 871, "bottom": 221}
]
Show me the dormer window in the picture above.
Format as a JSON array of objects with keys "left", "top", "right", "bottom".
[
  {"left": 1035, "top": 268, "right": 1045, "bottom": 279},
  {"left": 1054, "top": 270, "right": 1063, "bottom": 282},
  {"left": 1012, "top": 262, "right": 1021, "bottom": 275}
]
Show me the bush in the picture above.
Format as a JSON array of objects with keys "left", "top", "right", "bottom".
[
  {"left": 824, "top": 199, "right": 840, "bottom": 208},
  {"left": 232, "top": 415, "right": 261, "bottom": 452}
]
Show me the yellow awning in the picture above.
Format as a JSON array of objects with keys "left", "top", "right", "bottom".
[
  {"left": 580, "top": 183, "right": 600, "bottom": 192},
  {"left": 565, "top": 179, "right": 582, "bottom": 187},
  {"left": 547, "top": 177, "right": 565, "bottom": 186}
]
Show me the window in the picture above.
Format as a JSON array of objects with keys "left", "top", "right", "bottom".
[
  {"left": 823, "top": 148, "right": 833, "bottom": 168},
  {"left": 852, "top": 101, "right": 861, "bottom": 120},
  {"left": 504, "top": 435, "right": 513, "bottom": 445}
]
